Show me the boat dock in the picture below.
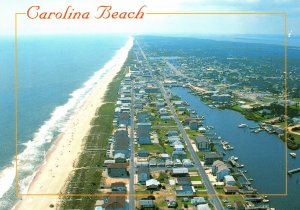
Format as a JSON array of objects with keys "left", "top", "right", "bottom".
[{"left": 288, "top": 168, "right": 300, "bottom": 175}]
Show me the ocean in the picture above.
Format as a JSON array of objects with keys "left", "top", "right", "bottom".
[{"left": 0, "top": 35, "right": 128, "bottom": 210}]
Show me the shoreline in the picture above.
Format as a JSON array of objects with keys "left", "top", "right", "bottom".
[{"left": 13, "top": 37, "right": 133, "bottom": 210}]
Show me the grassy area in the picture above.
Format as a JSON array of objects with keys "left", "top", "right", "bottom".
[
  {"left": 138, "top": 144, "right": 164, "bottom": 153},
  {"left": 59, "top": 53, "right": 131, "bottom": 209}
]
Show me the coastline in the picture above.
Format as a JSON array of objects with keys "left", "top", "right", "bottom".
[{"left": 13, "top": 37, "right": 133, "bottom": 210}]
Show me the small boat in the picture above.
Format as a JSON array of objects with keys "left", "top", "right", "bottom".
[
  {"left": 248, "top": 178, "right": 254, "bottom": 181},
  {"left": 290, "top": 152, "right": 296, "bottom": 158},
  {"left": 218, "top": 136, "right": 222, "bottom": 140},
  {"left": 262, "top": 199, "right": 270, "bottom": 203},
  {"left": 231, "top": 156, "right": 239, "bottom": 161},
  {"left": 238, "top": 123, "right": 248, "bottom": 128}
]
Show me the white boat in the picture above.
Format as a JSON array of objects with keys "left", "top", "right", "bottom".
[
  {"left": 238, "top": 123, "right": 248, "bottom": 128},
  {"left": 231, "top": 156, "right": 239, "bottom": 161},
  {"left": 290, "top": 152, "right": 297, "bottom": 158},
  {"left": 262, "top": 199, "right": 270, "bottom": 203}
]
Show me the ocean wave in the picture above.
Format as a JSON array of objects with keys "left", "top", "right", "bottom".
[{"left": 0, "top": 37, "right": 133, "bottom": 201}]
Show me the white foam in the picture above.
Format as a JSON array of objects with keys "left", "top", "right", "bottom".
[
  {"left": 0, "top": 163, "right": 15, "bottom": 198},
  {"left": 0, "top": 37, "right": 133, "bottom": 198}
]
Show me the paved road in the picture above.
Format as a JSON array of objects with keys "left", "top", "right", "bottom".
[
  {"left": 137, "top": 40, "right": 225, "bottom": 210},
  {"left": 129, "top": 79, "right": 135, "bottom": 210}
]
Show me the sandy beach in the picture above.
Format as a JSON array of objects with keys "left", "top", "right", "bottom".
[{"left": 14, "top": 38, "right": 133, "bottom": 210}]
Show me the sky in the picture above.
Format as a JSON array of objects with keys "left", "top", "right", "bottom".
[{"left": 0, "top": 0, "right": 299, "bottom": 36}]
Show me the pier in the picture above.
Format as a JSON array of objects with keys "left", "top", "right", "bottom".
[{"left": 288, "top": 168, "right": 300, "bottom": 175}]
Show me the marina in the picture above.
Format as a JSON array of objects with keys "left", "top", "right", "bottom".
[{"left": 170, "top": 87, "right": 300, "bottom": 210}]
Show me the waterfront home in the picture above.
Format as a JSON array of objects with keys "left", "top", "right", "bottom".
[
  {"left": 176, "top": 177, "right": 192, "bottom": 185},
  {"left": 114, "top": 153, "right": 126, "bottom": 163},
  {"left": 223, "top": 185, "right": 239, "bottom": 194},
  {"left": 102, "top": 192, "right": 126, "bottom": 210},
  {"left": 171, "top": 167, "right": 189, "bottom": 177},
  {"left": 139, "top": 199, "right": 155, "bottom": 209},
  {"left": 107, "top": 163, "right": 128, "bottom": 178},
  {"left": 146, "top": 179, "right": 161, "bottom": 189},
  {"left": 178, "top": 106, "right": 187, "bottom": 111},
  {"left": 204, "top": 152, "right": 223, "bottom": 165},
  {"left": 234, "top": 201, "right": 245, "bottom": 210},
  {"left": 189, "top": 120, "right": 199, "bottom": 130},
  {"left": 191, "top": 197, "right": 206, "bottom": 205},
  {"left": 195, "top": 136, "right": 210, "bottom": 151},
  {"left": 138, "top": 166, "right": 150, "bottom": 184},
  {"left": 176, "top": 185, "right": 195, "bottom": 196},
  {"left": 212, "top": 160, "right": 225, "bottom": 175},
  {"left": 211, "top": 94, "right": 231, "bottom": 103},
  {"left": 137, "top": 122, "right": 152, "bottom": 145},
  {"left": 138, "top": 150, "right": 149, "bottom": 157},
  {"left": 172, "top": 150, "right": 187, "bottom": 160},
  {"left": 118, "top": 112, "right": 130, "bottom": 126},
  {"left": 111, "top": 182, "right": 127, "bottom": 192},
  {"left": 173, "top": 101, "right": 184, "bottom": 107},
  {"left": 224, "top": 175, "right": 236, "bottom": 186},
  {"left": 216, "top": 165, "right": 230, "bottom": 181}
]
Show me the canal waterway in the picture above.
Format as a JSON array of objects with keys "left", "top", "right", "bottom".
[{"left": 170, "top": 87, "right": 300, "bottom": 210}]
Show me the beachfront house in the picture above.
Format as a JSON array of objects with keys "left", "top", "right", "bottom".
[
  {"left": 118, "top": 112, "right": 130, "bottom": 126},
  {"left": 114, "top": 153, "right": 126, "bottom": 163},
  {"left": 102, "top": 192, "right": 126, "bottom": 210},
  {"left": 111, "top": 182, "right": 127, "bottom": 192},
  {"left": 137, "top": 122, "right": 152, "bottom": 145},
  {"left": 113, "top": 130, "right": 130, "bottom": 158},
  {"left": 138, "top": 166, "right": 150, "bottom": 184},
  {"left": 107, "top": 163, "right": 128, "bottom": 178},
  {"left": 195, "top": 136, "right": 210, "bottom": 151}
]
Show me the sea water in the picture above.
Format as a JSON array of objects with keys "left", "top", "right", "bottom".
[{"left": 0, "top": 35, "right": 128, "bottom": 210}]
